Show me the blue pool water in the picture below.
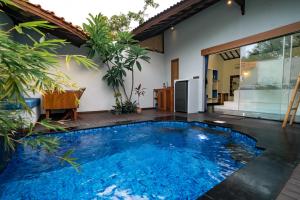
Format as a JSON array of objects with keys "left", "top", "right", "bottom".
[{"left": 0, "top": 121, "right": 262, "bottom": 199}]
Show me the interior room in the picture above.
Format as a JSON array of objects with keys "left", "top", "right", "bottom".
[{"left": 206, "top": 49, "right": 241, "bottom": 109}]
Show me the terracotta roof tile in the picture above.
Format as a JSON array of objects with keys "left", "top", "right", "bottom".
[{"left": 11, "top": 0, "right": 87, "bottom": 41}]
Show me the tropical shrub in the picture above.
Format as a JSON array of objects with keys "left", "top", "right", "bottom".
[
  {"left": 83, "top": 0, "right": 157, "bottom": 114},
  {"left": 0, "top": 0, "right": 96, "bottom": 171},
  {"left": 135, "top": 83, "right": 146, "bottom": 107}
]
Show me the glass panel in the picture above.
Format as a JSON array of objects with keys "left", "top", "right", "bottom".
[
  {"left": 280, "top": 35, "right": 292, "bottom": 120},
  {"left": 280, "top": 33, "right": 300, "bottom": 122},
  {"left": 290, "top": 33, "right": 300, "bottom": 122},
  {"left": 239, "top": 37, "right": 284, "bottom": 120}
]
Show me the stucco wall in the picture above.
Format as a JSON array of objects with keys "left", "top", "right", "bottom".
[
  {"left": 56, "top": 46, "right": 165, "bottom": 112},
  {"left": 163, "top": 0, "right": 300, "bottom": 112},
  {"left": 221, "top": 59, "right": 240, "bottom": 96}
]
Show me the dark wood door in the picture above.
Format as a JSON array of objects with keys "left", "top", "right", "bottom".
[{"left": 171, "top": 59, "right": 179, "bottom": 88}]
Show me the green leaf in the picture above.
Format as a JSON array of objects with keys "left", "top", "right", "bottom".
[
  {"left": 58, "top": 149, "right": 80, "bottom": 172},
  {"left": 136, "top": 61, "right": 142, "bottom": 71},
  {"left": 13, "top": 21, "right": 57, "bottom": 36}
]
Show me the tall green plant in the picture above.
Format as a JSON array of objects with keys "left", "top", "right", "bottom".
[
  {"left": 83, "top": 14, "right": 150, "bottom": 111},
  {"left": 108, "top": 0, "right": 158, "bottom": 33},
  {"left": 0, "top": 0, "right": 96, "bottom": 171}
]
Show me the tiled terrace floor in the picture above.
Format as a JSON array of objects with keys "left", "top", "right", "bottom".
[{"left": 35, "top": 110, "right": 300, "bottom": 200}]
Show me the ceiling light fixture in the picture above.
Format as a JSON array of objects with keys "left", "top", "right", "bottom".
[
  {"left": 227, "top": 0, "right": 232, "bottom": 5},
  {"left": 170, "top": 26, "right": 175, "bottom": 31}
]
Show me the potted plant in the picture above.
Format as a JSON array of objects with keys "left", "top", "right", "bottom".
[{"left": 135, "top": 84, "right": 146, "bottom": 114}]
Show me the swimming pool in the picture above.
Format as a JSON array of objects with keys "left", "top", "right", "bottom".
[{"left": 0, "top": 121, "right": 262, "bottom": 199}]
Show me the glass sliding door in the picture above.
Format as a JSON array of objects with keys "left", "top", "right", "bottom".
[
  {"left": 281, "top": 33, "right": 300, "bottom": 122},
  {"left": 239, "top": 37, "right": 285, "bottom": 120},
  {"left": 291, "top": 33, "right": 300, "bottom": 122},
  {"left": 212, "top": 32, "right": 300, "bottom": 121}
]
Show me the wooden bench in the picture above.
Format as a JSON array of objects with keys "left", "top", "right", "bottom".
[{"left": 42, "top": 88, "right": 85, "bottom": 121}]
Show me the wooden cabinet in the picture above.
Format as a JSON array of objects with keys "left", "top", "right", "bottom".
[
  {"left": 154, "top": 87, "right": 174, "bottom": 112},
  {"left": 218, "top": 93, "right": 229, "bottom": 105}
]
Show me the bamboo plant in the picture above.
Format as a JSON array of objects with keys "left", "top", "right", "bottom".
[{"left": 0, "top": 0, "right": 96, "bottom": 171}]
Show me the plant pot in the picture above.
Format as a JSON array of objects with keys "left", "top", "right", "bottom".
[{"left": 137, "top": 107, "right": 142, "bottom": 114}]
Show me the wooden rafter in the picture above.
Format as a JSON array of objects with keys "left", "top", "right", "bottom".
[
  {"left": 224, "top": 52, "right": 231, "bottom": 59},
  {"left": 229, "top": 51, "right": 236, "bottom": 58},
  {"left": 235, "top": 49, "right": 240, "bottom": 57},
  {"left": 219, "top": 53, "right": 226, "bottom": 60}
]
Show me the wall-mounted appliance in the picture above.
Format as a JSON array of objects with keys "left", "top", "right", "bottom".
[{"left": 174, "top": 78, "right": 200, "bottom": 113}]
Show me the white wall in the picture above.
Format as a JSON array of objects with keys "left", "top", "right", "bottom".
[
  {"left": 124, "top": 51, "right": 166, "bottom": 108},
  {"left": 57, "top": 47, "right": 165, "bottom": 112},
  {"left": 163, "top": 0, "right": 300, "bottom": 112},
  {"left": 222, "top": 59, "right": 240, "bottom": 95}
]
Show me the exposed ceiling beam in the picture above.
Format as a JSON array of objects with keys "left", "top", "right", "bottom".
[
  {"left": 229, "top": 51, "right": 236, "bottom": 58},
  {"left": 234, "top": 0, "right": 245, "bottom": 15},
  {"left": 219, "top": 53, "right": 226, "bottom": 60},
  {"left": 235, "top": 49, "right": 240, "bottom": 57},
  {"left": 224, "top": 52, "right": 231, "bottom": 59}
]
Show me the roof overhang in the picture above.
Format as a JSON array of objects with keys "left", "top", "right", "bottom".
[
  {"left": 132, "top": 0, "right": 221, "bottom": 41},
  {"left": 1, "top": 0, "right": 88, "bottom": 46}
]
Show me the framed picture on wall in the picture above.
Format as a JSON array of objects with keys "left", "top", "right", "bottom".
[{"left": 230, "top": 75, "right": 240, "bottom": 96}]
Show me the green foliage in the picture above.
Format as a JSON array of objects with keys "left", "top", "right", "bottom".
[
  {"left": 103, "top": 65, "right": 126, "bottom": 88},
  {"left": 83, "top": 13, "right": 151, "bottom": 114},
  {"left": 242, "top": 38, "right": 284, "bottom": 61},
  {"left": 58, "top": 149, "right": 80, "bottom": 172},
  {"left": 134, "top": 83, "right": 146, "bottom": 106},
  {"left": 11, "top": 21, "right": 57, "bottom": 36},
  {"left": 122, "top": 100, "right": 138, "bottom": 113},
  {"left": 112, "top": 92, "right": 123, "bottom": 115},
  {"left": 83, "top": 14, "right": 112, "bottom": 60},
  {"left": 0, "top": 0, "right": 96, "bottom": 171},
  {"left": 108, "top": 0, "right": 158, "bottom": 33},
  {"left": 112, "top": 100, "right": 138, "bottom": 114}
]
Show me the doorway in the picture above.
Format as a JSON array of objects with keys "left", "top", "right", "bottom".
[
  {"left": 171, "top": 59, "right": 179, "bottom": 88},
  {"left": 206, "top": 49, "right": 240, "bottom": 108}
]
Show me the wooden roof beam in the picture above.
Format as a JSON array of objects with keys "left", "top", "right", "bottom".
[
  {"left": 235, "top": 49, "right": 240, "bottom": 57},
  {"left": 219, "top": 53, "right": 226, "bottom": 61}
]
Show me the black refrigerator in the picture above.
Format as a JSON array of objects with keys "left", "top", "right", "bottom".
[{"left": 175, "top": 80, "right": 188, "bottom": 112}]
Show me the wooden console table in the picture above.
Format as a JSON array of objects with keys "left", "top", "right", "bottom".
[
  {"left": 42, "top": 88, "right": 85, "bottom": 121},
  {"left": 153, "top": 87, "right": 174, "bottom": 112}
]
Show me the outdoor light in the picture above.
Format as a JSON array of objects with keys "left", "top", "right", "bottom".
[
  {"left": 243, "top": 71, "right": 249, "bottom": 77},
  {"left": 227, "top": 0, "right": 232, "bottom": 5},
  {"left": 170, "top": 26, "right": 175, "bottom": 31}
]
